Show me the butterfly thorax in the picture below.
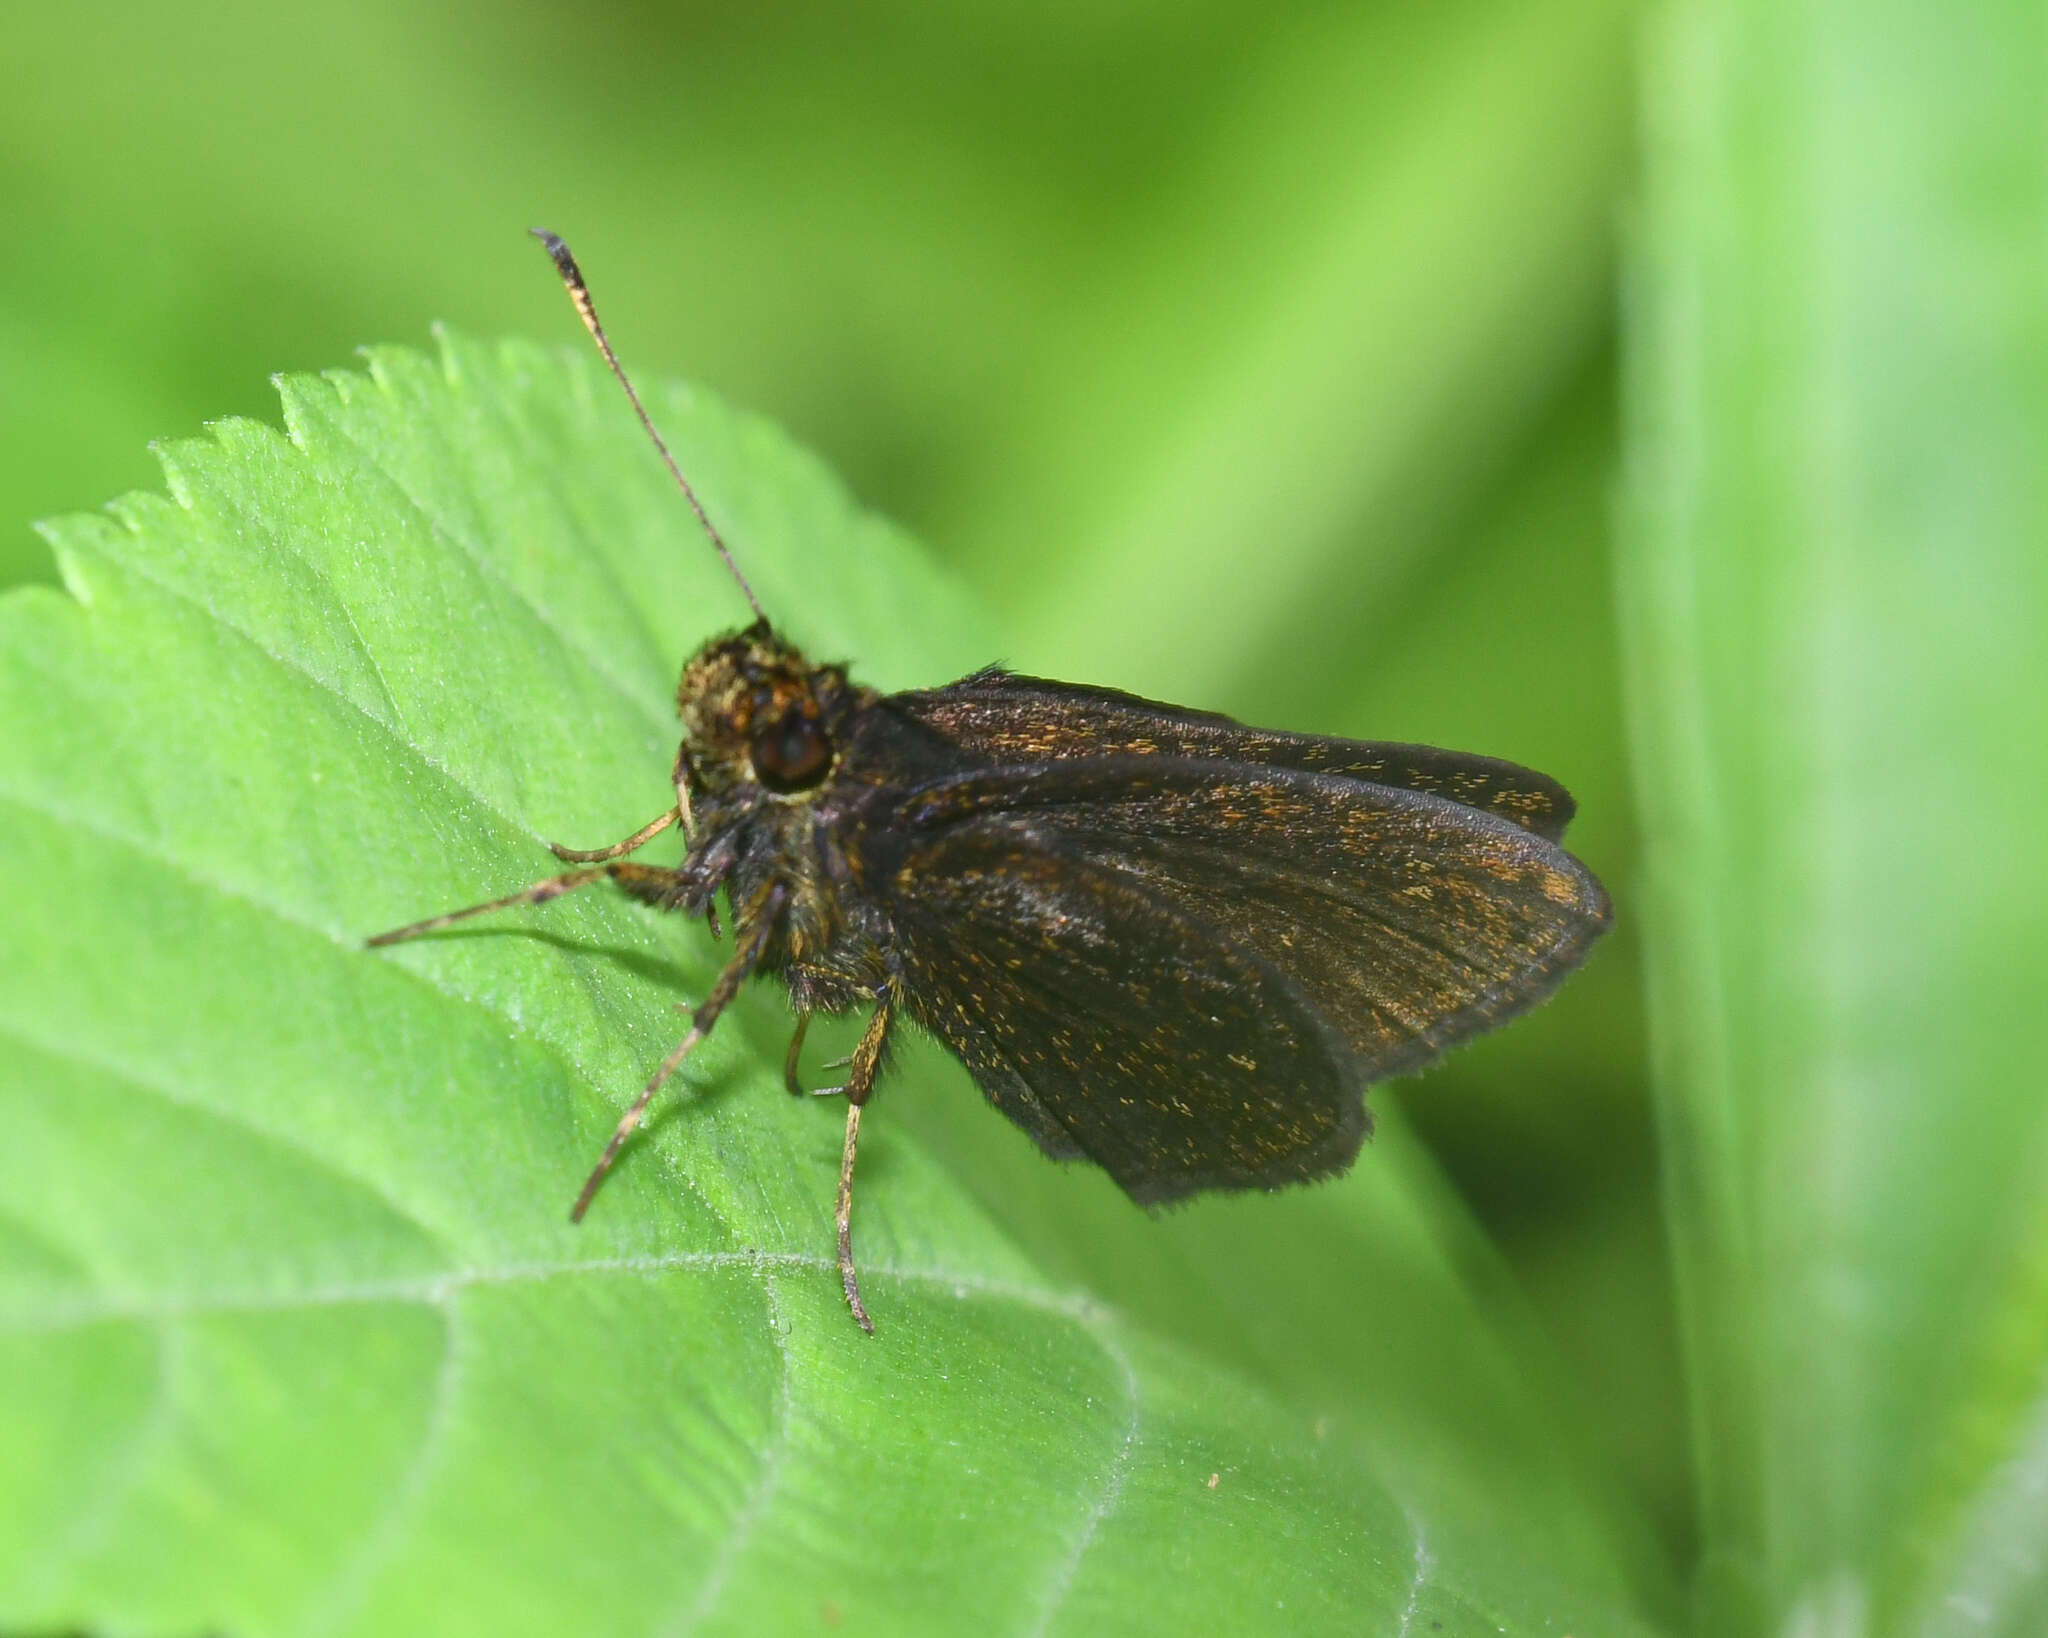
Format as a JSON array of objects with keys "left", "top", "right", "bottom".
[{"left": 673, "top": 621, "right": 892, "bottom": 1012}]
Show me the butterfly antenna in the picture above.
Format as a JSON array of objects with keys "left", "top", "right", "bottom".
[{"left": 529, "top": 228, "right": 766, "bottom": 623}]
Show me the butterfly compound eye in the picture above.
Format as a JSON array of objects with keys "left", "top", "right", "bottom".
[{"left": 751, "top": 708, "right": 834, "bottom": 793}]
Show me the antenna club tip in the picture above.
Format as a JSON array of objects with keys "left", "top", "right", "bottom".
[{"left": 528, "top": 227, "right": 579, "bottom": 278}]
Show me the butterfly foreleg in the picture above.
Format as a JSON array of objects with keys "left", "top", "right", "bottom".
[
  {"left": 366, "top": 859, "right": 687, "bottom": 947},
  {"left": 546, "top": 806, "right": 679, "bottom": 862},
  {"left": 568, "top": 878, "right": 791, "bottom": 1221}
]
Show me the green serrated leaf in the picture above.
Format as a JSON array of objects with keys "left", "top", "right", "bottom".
[{"left": 0, "top": 334, "right": 1658, "bottom": 1636}]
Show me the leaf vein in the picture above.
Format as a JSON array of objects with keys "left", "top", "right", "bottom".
[
  {"left": 0, "top": 783, "right": 731, "bottom": 1252},
  {"left": 2, "top": 1251, "right": 1082, "bottom": 1335},
  {"left": 294, "top": 1296, "right": 468, "bottom": 1638},
  {"left": 426, "top": 342, "right": 690, "bottom": 689},
  {"left": 662, "top": 1266, "right": 796, "bottom": 1637},
  {"left": 1022, "top": 1308, "right": 1142, "bottom": 1638},
  {"left": 22, "top": 1318, "right": 186, "bottom": 1608},
  {"left": 39, "top": 530, "right": 572, "bottom": 869},
  {"left": 0, "top": 1012, "right": 456, "bottom": 1267},
  {"left": 1395, "top": 1502, "right": 1435, "bottom": 1638},
  {"left": 312, "top": 391, "right": 675, "bottom": 740},
  {"left": 187, "top": 441, "right": 413, "bottom": 735}
]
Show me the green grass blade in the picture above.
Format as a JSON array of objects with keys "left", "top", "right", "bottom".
[{"left": 1623, "top": 3, "right": 2048, "bottom": 1632}]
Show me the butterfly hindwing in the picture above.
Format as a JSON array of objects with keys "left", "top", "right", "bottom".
[{"left": 846, "top": 809, "right": 1368, "bottom": 1205}]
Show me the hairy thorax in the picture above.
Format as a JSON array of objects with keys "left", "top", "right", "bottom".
[{"left": 675, "top": 622, "right": 893, "bottom": 1015}]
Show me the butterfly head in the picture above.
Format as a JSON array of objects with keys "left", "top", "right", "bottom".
[{"left": 676, "top": 620, "right": 859, "bottom": 802}]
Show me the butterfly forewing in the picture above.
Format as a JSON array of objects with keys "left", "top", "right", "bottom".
[{"left": 891, "top": 672, "right": 1580, "bottom": 842}]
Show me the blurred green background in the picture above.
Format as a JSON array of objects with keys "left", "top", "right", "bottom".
[{"left": 4, "top": 0, "right": 1669, "bottom": 1568}]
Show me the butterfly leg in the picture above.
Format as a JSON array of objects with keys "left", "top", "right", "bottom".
[
  {"left": 365, "top": 860, "right": 681, "bottom": 946},
  {"left": 781, "top": 1012, "right": 811, "bottom": 1097},
  {"left": 547, "top": 806, "right": 679, "bottom": 862},
  {"left": 835, "top": 997, "right": 895, "bottom": 1334},
  {"left": 781, "top": 1015, "right": 855, "bottom": 1096},
  {"left": 569, "top": 880, "right": 789, "bottom": 1221}
]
